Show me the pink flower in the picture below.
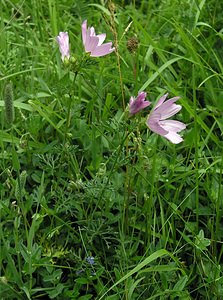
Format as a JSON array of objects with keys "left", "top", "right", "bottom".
[
  {"left": 129, "top": 92, "right": 151, "bottom": 115},
  {"left": 146, "top": 94, "right": 186, "bottom": 144},
  {"left": 81, "top": 20, "right": 115, "bottom": 57},
  {"left": 56, "top": 32, "right": 70, "bottom": 61}
]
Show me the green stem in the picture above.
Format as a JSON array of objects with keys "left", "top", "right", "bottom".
[
  {"left": 192, "top": 66, "right": 199, "bottom": 231},
  {"left": 63, "top": 71, "right": 78, "bottom": 145},
  {"left": 63, "top": 55, "right": 87, "bottom": 145}
]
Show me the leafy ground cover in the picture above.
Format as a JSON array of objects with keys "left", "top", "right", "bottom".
[{"left": 0, "top": 0, "right": 223, "bottom": 299}]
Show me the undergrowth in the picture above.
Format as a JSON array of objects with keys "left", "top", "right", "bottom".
[{"left": 0, "top": 0, "right": 223, "bottom": 299}]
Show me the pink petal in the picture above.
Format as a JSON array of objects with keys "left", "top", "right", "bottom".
[
  {"left": 149, "top": 122, "right": 169, "bottom": 136},
  {"left": 155, "top": 96, "right": 180, "bottom": 112},
  {"left": 130, "top": 101, "right": 150, "bottom": 115},
  {"left": 159, "top": 103, "right": 182, "bottom": 120},
  {"left": 90, "top": 42, "right": 115, "bottom": 57},
  {"left": 164, "top": 96, "right": 181, "bottom": 104},
  {"left": 164, "top": 132, "right": 184, "bottom": 144},
  {"left": 140, "top": 101, "right": 151, "bottom": 109},
  {"left": 147, "top": 112, "right": 168, "bottom": 135},
  {"left": 82, "top": 20, "right": 87, "bottom": 45},
  {"left": 136, "top": 92, "right": 147, "bottom": 102},
  {"left": 82, "top": 20, "right": 114, "bottom": 57},
  {"left": 147, "top": 94, "right": 185, "bottom": 143},
  {"left": 56, "top": 32, "right": 70, "bottom": 61},
  {"left": 129, "top": 96, "right": 134, "bottom": 106},
  {"left": 85, "top": 35, "right": 99, "bottom": 53},
  {"left": 129, "top": 91, "right": 151, "bottom": 115},
  {"left": 155, "top": 98, "right": 179, "bottom": 111},
  {"left": 97, "top": 33, "right": 106, "bottom": 45},
  {"left": 154, "top": 93, "right": 168, "bottom": 109},
  {"left": 160, "top": 120, "right": 186, "bottom": 132},
  {"left": 89, "top": 26, "right": 96, "bottom": 36}
]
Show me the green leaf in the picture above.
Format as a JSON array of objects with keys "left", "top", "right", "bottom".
[
  {"left": 98, "top": 249, "right": 171, "bottom": 299},
  {"left": 47, "top": 283, "right": 64, "bottom": 299},
  {"left": 12, "top": 147, "right": 20, "bottom": 171},
  {"left": 139, "top": 57, "right": 182, "bottom": 91},
  {"left": 78, "top": 295, "right": 93, "bottom": 300},
  {"left": 173, "top": 275, "right": 188, "bottom": 291}
]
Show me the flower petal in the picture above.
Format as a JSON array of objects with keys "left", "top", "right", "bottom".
[
  {"left": 89, "top": 26, "right": 96, "bottom": 36},
  {"left": 147, "top": 112, "right": 168, "bottom": 135},
  {"left": 85, "top": 34, "right": 99, "bottom": 53},
  {"left": 56, "top": 32, "right": 70, "bottom": 61},
  {"left": 164, "top": 132, "right": 184, "bottom": 144},
  {"left": 160, "top": 120, "right": 186, "bottom": 132},
  {"left": 97, "top": 33, "right": 106, "bottom": 46},
  {"left": 129, "top": 91, "right": 151, "bottom": 115},
  {"left": 157, "top": 103, "right": 182, "bottom": 119},
  {"left": 90, "top": 42, "right": 115, "bottom": 57},
  {"left": 82, "top": 20, "right": 87, "bottom": 45},
  {"left": 129, "top": 96, "right": 134, "bottom": 105},
  {"left": 136, "top": 92, "right": 147, "bottom": 102},
  {"left": 154, "top": 93, "right": 169, "bottom": 109},
  {"left": 82, "top": 20, "right": 114, "bottom": 57},
  {"left": 147, "top": 93, "right": 185, "bottom": 143}
]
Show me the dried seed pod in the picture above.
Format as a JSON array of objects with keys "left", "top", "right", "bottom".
[{"left": 127, "top": 36, "right": 139, "bottom": 53}]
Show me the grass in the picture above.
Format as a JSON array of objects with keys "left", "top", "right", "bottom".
[{"left": 0, "top": 0, "right": 223, "bottom": 299}]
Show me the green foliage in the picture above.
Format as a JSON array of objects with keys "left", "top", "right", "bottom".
[{"left": 0, "top": 0, "right": 223, "bottom": 299}]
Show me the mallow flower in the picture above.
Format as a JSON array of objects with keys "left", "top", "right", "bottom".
[
  {"left": 81, "top": 20, "right": 115, "bottom": 57},
  {"left": 146, "top": 93, "right": 186, "bottom": 144},
  {"left": 129, "top": 91, "right": 151, "bottom": 115},
  {"left": 56, "top": 32, "right": 70, "bottom": 61}
]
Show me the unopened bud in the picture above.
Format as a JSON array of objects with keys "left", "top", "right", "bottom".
[
  {"left": 70, "top": 56, "right": 77, "bottom": 64},
  {"left": 63, "top": 56, "right": 70, "bottom": 66}
]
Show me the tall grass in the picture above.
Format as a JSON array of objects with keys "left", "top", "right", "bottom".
[{"left": 0, "top": 0, "right": 223, "bottom": 299}]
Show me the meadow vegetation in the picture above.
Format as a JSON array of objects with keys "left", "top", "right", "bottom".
[{"left": 0, "top": 0, "right": 223, "bottom": 299}]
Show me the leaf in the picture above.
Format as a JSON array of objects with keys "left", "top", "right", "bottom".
[
  {"left": 173, "top": 275, "right": 188, "bottom": 291},
  {"left": 28, "top": 99, "right": 63, "bottom": 136},
  {"left": 139, "top": 57, "right": 182, "bottom": 91},
  {"left": 78, "top": 295, "right": 93, "bottom": 300},
  {"left": 88, "top": 4, "right": 111, "bottom": 16},
  {"left": 195, "top": 229, "right": 211, "bottom": 250},
  {"left": 127, "top": 277, "right": 145, "bottom": 299},
  {"left": 0, "top": 100, "right": 33, "bottom": 111},
  {"left": 12, "top": 147, "right": 20, "bottom": 171},
  {"left": 98, "top": 249, "right": 171, "bottom": 300},
  {"left": 47, "top": 283, "right": 64, "bottom": 299}
]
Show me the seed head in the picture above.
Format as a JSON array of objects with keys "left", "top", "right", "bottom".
[
  {"left": 4, "top": 82, "right": 14, "bottom": 124},
  {"left": 127, "top": 36, "right": 139, "bottom": 53}
]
